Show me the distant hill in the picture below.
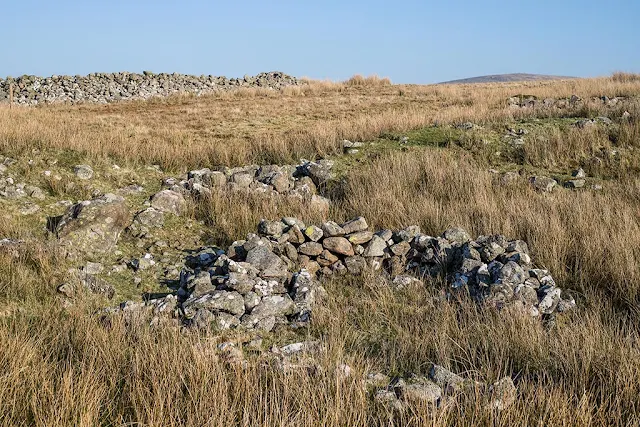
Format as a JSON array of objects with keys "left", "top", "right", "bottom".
[{"left": 439, "top": 73, "right": 576, "bottom": 85}]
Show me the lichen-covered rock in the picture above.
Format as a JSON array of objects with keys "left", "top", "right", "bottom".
[
  {"left": 487, "top": 377, "right": 517, "bottom": 410},
  {"left": 322, "top": 237, "right": 354, "bottom": 256},
  {"left": 73, "top": 164, "right": 94, "bottom": 180},
  {"left": 183, "top": 290, "right": 245, "bottom": 317},
  {"left": 151, "top": 190, "right": 186, "bottom": 215},
  {"left": 51, "top": 194, "right": 129, "bottom": 259},
  {"left": 529, "top": 176, "right": 557, "bottom": 192}
]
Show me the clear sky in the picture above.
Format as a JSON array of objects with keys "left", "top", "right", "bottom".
[{"left": 4, "top": 0, "right": 640, "bottom": 83}]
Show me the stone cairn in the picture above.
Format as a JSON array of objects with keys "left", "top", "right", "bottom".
[
  {"left": 112, "top": 216, "right": 575, "bottom": 331},
  {"left": 0, "top": 71, "right": 299, "bottom": 105}
]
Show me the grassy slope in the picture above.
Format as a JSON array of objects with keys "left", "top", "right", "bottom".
[{"left": 1, "top": 75, "right": 640, "bottom": 426}]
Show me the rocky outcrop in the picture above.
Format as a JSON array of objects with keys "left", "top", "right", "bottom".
[
  {"left": 48, "top": 194, "right": 130, "bottom": 259},
  {"left": 0, "top": 71, "right": 299, "bottom": 105}
]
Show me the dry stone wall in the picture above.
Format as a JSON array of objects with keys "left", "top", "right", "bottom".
[{"left": 0, "top": 71, "right": 299, "bottom": 105}]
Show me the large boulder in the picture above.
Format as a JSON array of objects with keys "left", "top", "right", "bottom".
[{"left": 50, "top": 194, "right": 130, "bottom": 259}]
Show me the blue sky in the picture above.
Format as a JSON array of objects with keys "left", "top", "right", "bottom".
[{"left": 4, "top": 0, "right": 640, "bottom": 83}]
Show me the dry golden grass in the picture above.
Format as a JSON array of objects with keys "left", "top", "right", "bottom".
[
  {"left": 1, "top": 74, "right": 640, "bottom": 426},
  {"left": 1, "top": 74, "right": 638, "bottom": 170}
]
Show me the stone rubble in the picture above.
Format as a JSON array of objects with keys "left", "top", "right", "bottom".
[
  {"left": 155, "top": 160, "right": 334, "bottom": 210},
  {"left": 107, "top": 215, "right": 574, "bottom": 332},
  {"left": 507, "top": 95, "right": 627, "bottom": 109},
  {"left": 368, "top": 364, "right": 517, "bottom": 411},
  {"left": 0, "top": 71, "right": 300, "bottom": 105}
]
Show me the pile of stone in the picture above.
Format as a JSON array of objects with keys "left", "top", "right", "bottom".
[
  {"left": 507, "top": 94, "right": 626, "bottom": 109},
  {"left": 0, "top": 71, "right": 300, "bottom": 105},
  {"left": 369, "top": 365, "right": 516, "bottom": 411},
  {"left": 112, "top": 245, "right": 324, "bottom": 333},
  {"left": 254, "top": 217, "right": 574, "bottom": 318},
  {"left": 161, "top": 159, "right": 335, "bottom": 210},
  {"left": 109, "top": 216, "right": 573, "bottom": 333}
]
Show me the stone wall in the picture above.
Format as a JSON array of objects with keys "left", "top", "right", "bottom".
[{"left": 0, "top": 71, "right": 299, "bottom": 105}]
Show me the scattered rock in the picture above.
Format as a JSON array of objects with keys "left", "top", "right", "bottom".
[
  {"left": 529, "top": 176, "right": 557, "bottom": 192},
  {"left": 74, "top": 165, "right": 94, "bottom": 180}
]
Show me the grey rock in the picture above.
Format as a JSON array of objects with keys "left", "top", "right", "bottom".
[
  {"left": 429, "top": 365, "right": 466, "bottom": 394},
  {"left": 341, "top": 217, "right": 368, "bottom": 234},
  {"left": 245, "top": 246, "right": 286, "bottom": 277},
  {"left": 321, "top": 221, "right": 345, "bottom": 237},
  {"left": 303, "top": 225, "right": 323, "bottom": 242},
  {"left": 298, "top": 242, "right": 324, "bottom": 257},
  {"left": 363, "top": 235, "right": 387, "bottom": 257},
  {"left": 151, "top": 190, "right": 186, "bottom": 215},
  {"left": 250, "top": 294, "right": 295, "bottom": 318},
  {"left": 442, "top": 227, "right": 471, "bottom": 244},
  {"left": 184, "top": 290, "right": 245, "bottom": 316},
  {"left": 529, "top": 176, "right": 557, "bottom": 192},
  {"left": 487, "top": 377, "right": 517, "bottom": 410},
  {"left": 565, "top": 179, "right": 586, "bottom": 189},
  {"left": 74, "top": 164, "right": 94, "bottom": 180},
  {"left": 51, "top": 195, "right": 129, "bottom": 259}
]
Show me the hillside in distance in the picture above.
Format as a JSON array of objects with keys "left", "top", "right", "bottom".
[{"left": 440, "top": 73, "right": 576, "bottom": 84}]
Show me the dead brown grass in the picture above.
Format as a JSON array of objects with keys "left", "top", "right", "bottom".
[
  {"left": 1, "top": 74, "right": 638, "bottom": 171},
  {"left": 1, "top": 73, "right": 640, "bottom": 426}
]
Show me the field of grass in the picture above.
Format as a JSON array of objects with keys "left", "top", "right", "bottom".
[{"left": 1, "top": 74, "right": 640, "bottom": 426}]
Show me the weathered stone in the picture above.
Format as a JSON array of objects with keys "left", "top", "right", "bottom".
[
  {"left": 133, "top": 207, "right": 164, "bottom": 228},
  {"left": 258, "top": 219, "right": 285, "bottom": 237},
  {"left": 51, "top": 195, "right": 129, "bottom": 259},
  {"left": 317, "top": 250, "right": 339, "bottom": 267},
  {"left": 442, "top": 227, "right": 471, "bottom": 244},
  {"left": 298, "top": 242, "right": 324, "bottom": 256},
  {"left": 304, "top": 225, "right": 323, "bottom": 242},
  {"left": 538, "top": 287, "right": 561, "bottom": 314},
  {"left": 184, "top": 290, "right": 245, "bottom": 316},
  {"left": 347, "top": 230, "right": 373, "bottom": 245},
  {"left": 363, "top": 235, "right": 386, "bottom": 257},
  {"left": 342, "top": 217, "right": 368, "bottom": 234},
  {"left": 229, "top": 172, "right": 254, "bottom": 188},
  {"left": 301, "top": 161, "right": 333, "bottom": 186},
  {"left": 344, "top": 256, "right": 366, "bottom": 274},
  {"left": 250, "top": 294, "right": 295, "bottom": 318},
  {"left": 74, "top": 164, "right": 94, "bottom": 180},
  {"left": 151, "top": 190, "right": 186, "bottom": 215},
  {"left": 286, "top": 225, "right": 306, "bottom": 244},
  {"left": 321, "top": 221, "right": 345, "bottom": 237},
  {"left": 499, "top": 261, "right": 527, "bottom": 285},
  {"left": 565, "top": 179, "right": 586, "bottom": 189},
  {"left": 245, "top": 246, "right": 286, "bottom": 277},
  {"left": 299, "top": 256, "right": 321, "bottom": 275},
  {"left": 487, "top": 377, "right": 517, "bottom": 410},
  {"left": 322, "top": 237, "right": 354, "bottom": 256},
  {"left": 390, "top": 241, "right": 411, "bottom": 257},
  {"left": 529, "top": 176, "right": 557, "bottom": 192},
  {"left": 429, "top": 365, "right": 466, "bottom": 394},
  {"left": 572, "top": 168, "right": 586, "bottom": 178},
  {"left": 398, "top": 378, "right": 442, "bottom": 404}
]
